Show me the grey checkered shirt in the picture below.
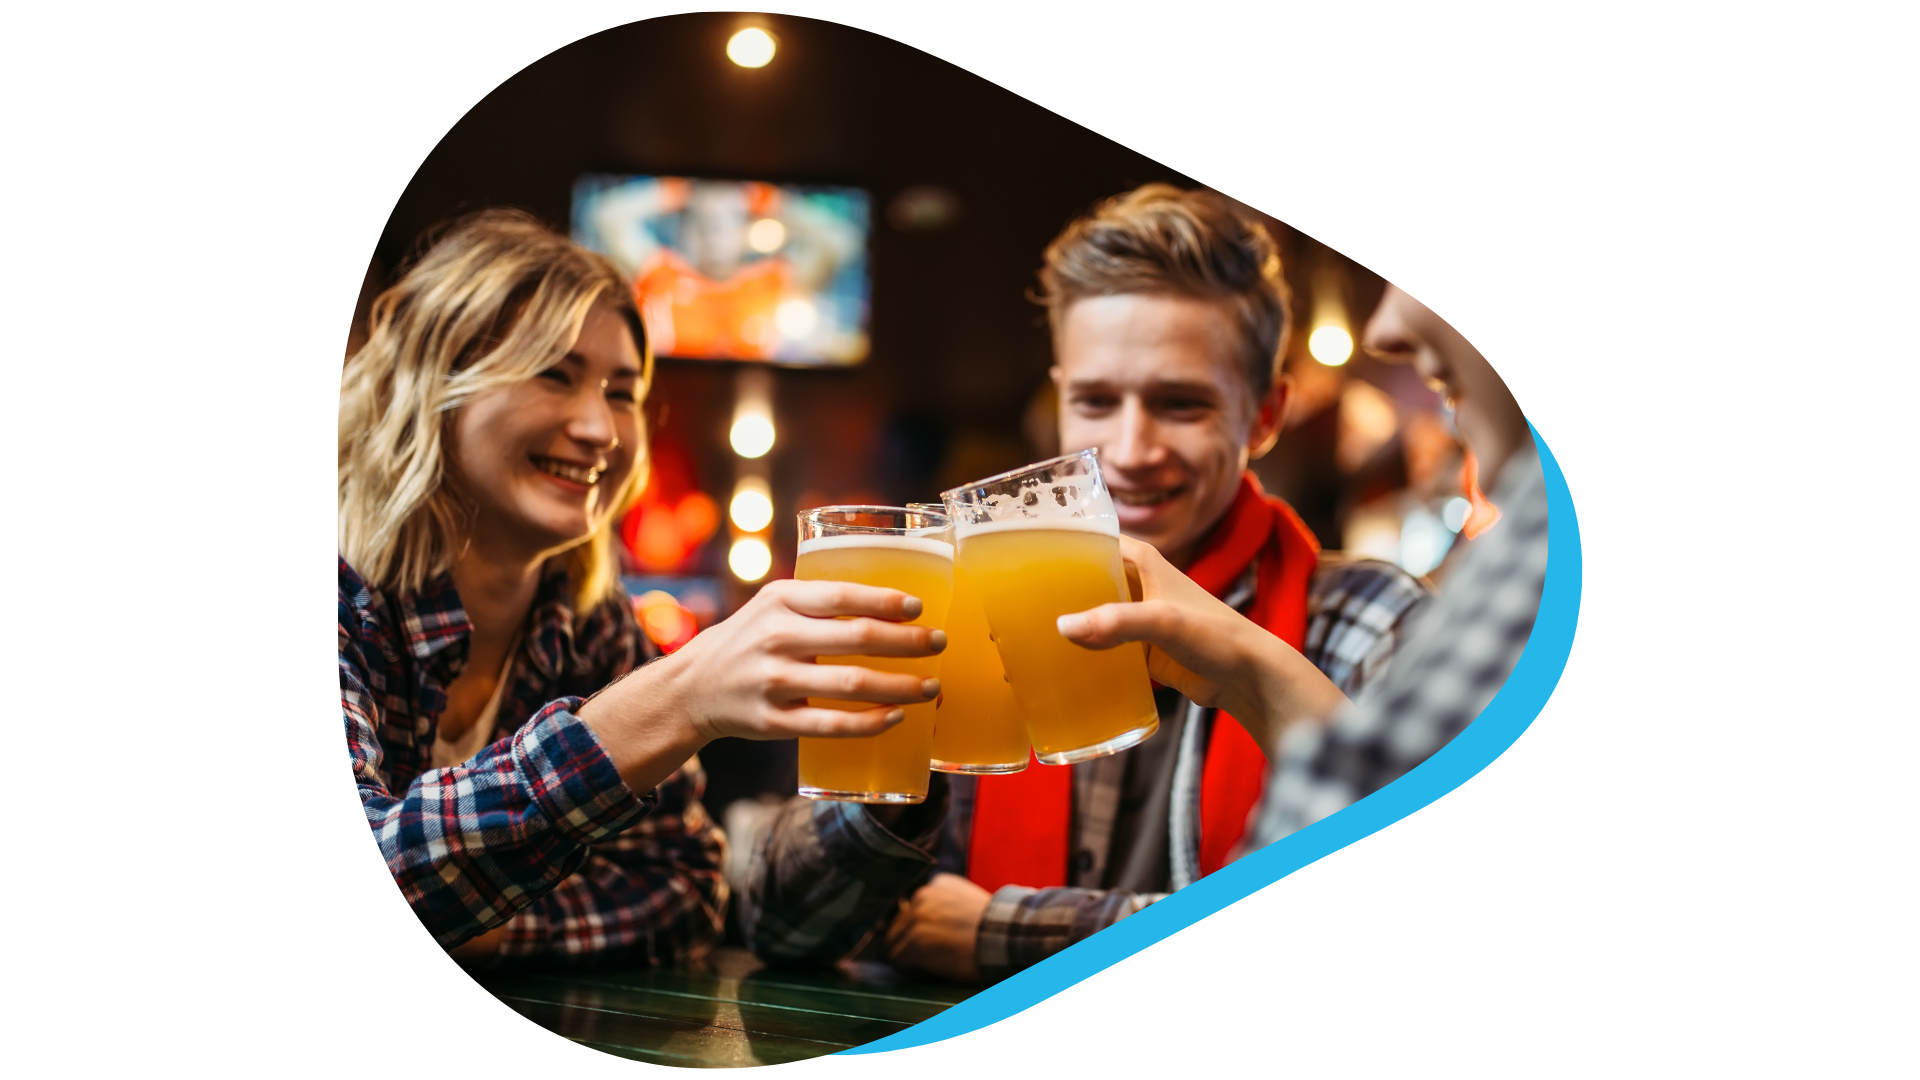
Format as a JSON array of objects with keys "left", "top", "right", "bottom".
[
  {"left": 741, "top": 555, "right": 1430, "bottom": 979},
  {"left": 1245, "top": 444, "right": 1549, "bottom": 848}
]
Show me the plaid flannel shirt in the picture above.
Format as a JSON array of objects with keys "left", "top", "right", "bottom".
[
  {"left": 741, "top": 557, "right": 1430, "bottom": 979},
  {"left": 340, "top": 557, "right": 727, "bottom": 971},
  {"left": 1246, "top": 445, "right": 1548, "bottom": 847}
]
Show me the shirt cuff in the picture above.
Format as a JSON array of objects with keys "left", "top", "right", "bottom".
[
  {"left": 975, "top": 886, "right": 1150, "bottom": 981},
  {"left": 834, "top": 772, "right": 949, "bottom": 862},
  {"left": 512, "top": 698, "right": 655, "bottom": 845}
]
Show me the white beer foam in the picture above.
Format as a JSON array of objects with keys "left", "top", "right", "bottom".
[
  {"left": 796, "top": 533, "right": 955, "bottom": 558},
  {"left": 953, "top": 515, "right": 1119, "bottom": 540}
]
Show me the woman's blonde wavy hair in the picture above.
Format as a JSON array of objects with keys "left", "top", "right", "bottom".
[{"left": 339, "top": 208, "right": 653, "bottom": 613}]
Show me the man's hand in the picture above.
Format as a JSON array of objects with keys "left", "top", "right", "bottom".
[
  {"left": 1055, "top": 536, "right": 1351, "bottom": 754},
  {"left": 884, "top": 872, "right": 990, "bottom": 983}
]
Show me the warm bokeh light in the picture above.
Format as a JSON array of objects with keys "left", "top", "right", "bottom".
[
  {"left": 729, "top": 537, "right": 772, "bottom": 581},
  {"left": 634, "top": 590, "right": 699, "bottom": 653},
  {"left": 730, "top": 481, "right": 774, "bottom": 532},
  {"left": 1309, "top": 324, "right": 1354, "bottom": 366},
  {"left": 1460, "top": 451, "right": 1503, "bottom": 539},
  {"left": 726, "top": 27, "right": 776, "bottom": 68},
  {"left": 674, "top": 491, "right": 719, "bottom": 545},
  {"left": 746, "top": 217, "right": 786, "bottom": 252},
  {"left": 730, "top": 413, "right": 776, "bottom": 458},
  {"left": 1336, "top": 380, "right": 1399, "bottom": 473}
]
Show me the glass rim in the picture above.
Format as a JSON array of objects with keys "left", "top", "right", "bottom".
[
  {"left": 938, "top": 447, "right": 1100, "bottom": 502},
  {"left": 797, "top": 504, "right": 950, "bottom": 534}
]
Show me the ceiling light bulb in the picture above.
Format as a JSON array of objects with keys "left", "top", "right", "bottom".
[{"left": 727, "top": 28, "right": 776, "bottom": 68}]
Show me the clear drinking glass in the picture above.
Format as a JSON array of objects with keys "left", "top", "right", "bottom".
[
  {"left": 907, "top": 504, "right": 1031, "bottom": 774},
  {"left": 794, "top": 505, "right": 954, "bottom": 803},
  {"left": 941, "top": 449, "right": 1159, "bottom": 765}
]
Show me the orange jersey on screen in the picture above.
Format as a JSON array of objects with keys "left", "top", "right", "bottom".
[{"left": 635, "top": 250, "right": 793, "bottom": 360}]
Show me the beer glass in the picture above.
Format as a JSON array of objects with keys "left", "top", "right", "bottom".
[
  {"left": 908, "top": 505, "right": 1031, "bottom": 774},
  {"left": 942, "top": 449, "right": 1159, "bottom": 764},
  {"left": 794, "top": 506, "right": 954, "bottom": 803}
]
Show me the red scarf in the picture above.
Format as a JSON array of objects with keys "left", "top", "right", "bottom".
[{"left": 967, "top": 473, "right": 1319, "bottom": 892}]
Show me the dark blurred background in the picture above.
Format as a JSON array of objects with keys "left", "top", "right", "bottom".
[{"left": 347, "top": 12, "right": 1470, "bottom": 844}]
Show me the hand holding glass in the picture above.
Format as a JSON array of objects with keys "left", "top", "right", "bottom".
[
  {"left": 794, "top": 506, "right": 954, "bottom": 802},
  {"left": 943, "top": 449, "right": 1159, "bottom": 764}
]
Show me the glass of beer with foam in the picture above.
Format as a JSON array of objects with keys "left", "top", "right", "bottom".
[
  {"left": 795, "top": 506, "right": 954, "bottom": 803},
  {"left": 941, "top": 449, "right": 1158, "bottom": 764},
  {"left": 908, "top": 505, "right": 1031, "bottom": 774}
]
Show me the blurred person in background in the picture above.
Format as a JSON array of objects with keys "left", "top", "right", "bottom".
[
  {"left": 745, "top": 186, "right": 1431, "bottom": 982},
  {"left": 1055, "top": 284, "right": 1547, "bottom": 851},
  {"left": 339, "top": 210, "right": 943, "bottom": 971}
]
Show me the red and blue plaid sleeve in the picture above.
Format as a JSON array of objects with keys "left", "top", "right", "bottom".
[
  {"left": 486, "top": 755, "right": 728, "bottom": 971},
  {"left": 344, "top": 603, "right": 653, "bottom": 948}
]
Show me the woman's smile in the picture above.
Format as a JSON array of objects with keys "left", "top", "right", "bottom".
[{"left": 531, "top": 454, "right": 603, "bottom": 491}]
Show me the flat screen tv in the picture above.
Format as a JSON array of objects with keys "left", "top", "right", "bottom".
[{"left": 572, "top": 174, "right": 871, "bottom": 365}]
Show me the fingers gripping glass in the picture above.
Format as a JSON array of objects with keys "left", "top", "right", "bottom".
[
  {"left": 941, "top": 449, "right": 1159, "bottom": 766},
  {"left": 794, "top": 506, "right": 954, "bottom": 803}
]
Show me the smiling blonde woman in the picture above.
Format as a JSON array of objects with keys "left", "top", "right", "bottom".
[{"left": 339, "top": 209, "right": 945, "bottom": 969}]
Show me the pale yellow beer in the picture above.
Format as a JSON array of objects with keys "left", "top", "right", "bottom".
[
  {"left": 957, "top": 518, "right": 1158, "bottom": 763},
  {"left": 929, "top": 563, "right": 1031, "bottom": 773},
  {"left": 795, "top": 534, "right": 953, "bottom": 802}
]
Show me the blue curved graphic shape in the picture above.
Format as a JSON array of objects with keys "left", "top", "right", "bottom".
[{"left": 846, "top": 423, "right": 1581, "bottom": 1054}]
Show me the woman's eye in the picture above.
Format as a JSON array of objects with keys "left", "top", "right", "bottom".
[
  {"left": 608, "top": 389, "right": 636, "bottom": 404},
  {"left": 537, "top": 368, "right": 570, "bottom": 385}
]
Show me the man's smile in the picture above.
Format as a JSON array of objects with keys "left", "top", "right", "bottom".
[{"left": 1111, "top": 485, "right": 1184, "bottom": 508}]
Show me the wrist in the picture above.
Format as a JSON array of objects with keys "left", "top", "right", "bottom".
[
  {"left": 1217, "top": 619, "right": 1279, "bottom": 740},
  {"left": 1258, "top": 643, "right": 1348, "bottom": 747},
  {"left": 577, "top": 650, "right": 709, "bottom": 794}
]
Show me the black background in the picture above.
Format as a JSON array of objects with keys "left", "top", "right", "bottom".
[{"left": 303, "top": 8, "right": 1620, "bottom": 1060}]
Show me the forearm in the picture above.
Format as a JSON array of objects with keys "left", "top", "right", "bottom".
[
  {"left": 976, "top": 886, "right": 1155, "bottom": 981},
  {"left": 1224, "top": 618, "right": 1353, "bottom": 755},
  {"left": 356, "top": 699, "right": 652, "bottom": 948},
  {"left": 744, "top": 782, "right": 949, "bottom": 966},
  {"left": 488, "top": 845, "right": 726, "bottom": 971},
  {"left": 575, "top": 651, "right": 711, "bottom": 796},
  {"left": 486, "top": 768, "right": 729, "bottom": 971}
]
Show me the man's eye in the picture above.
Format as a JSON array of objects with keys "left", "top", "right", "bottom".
[
  {"left": 1073, "top": 396, "right": 1117, "bottom": 412},
  {"left": 608, "top": 389, "right": 636, "bottom": 404}
]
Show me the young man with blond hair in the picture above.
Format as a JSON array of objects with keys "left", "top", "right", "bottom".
[{"left": 745, "top": 186, "right": 1429, "bottom": 982}]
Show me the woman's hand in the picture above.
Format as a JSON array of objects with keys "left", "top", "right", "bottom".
[
  {"left": 578, "top": 578, "right": 945, "bottom": 794},
  {"left": 1054, "top": 537, "right": 1349, "bottom": 753}
]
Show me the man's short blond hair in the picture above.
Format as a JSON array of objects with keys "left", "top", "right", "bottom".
[
  {"left": 1037, "top": 184, "right": 1291, "bottom": 400},
  {"left": 338, "top": 209, "right": 652, "bottom": 612}
]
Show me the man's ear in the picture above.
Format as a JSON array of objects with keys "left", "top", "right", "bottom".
[{"left": 1248, "top": 373, "right": 1290, "bottom": 460}]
